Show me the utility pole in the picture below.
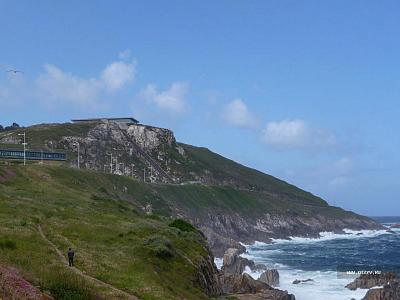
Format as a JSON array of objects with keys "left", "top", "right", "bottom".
[
  {"left": 73, "top": 142, "right": 80, "bottom": 169},
  {"left": 106, "top": 152, "right": 113, "bottom": 173},
  {"left": 150, "top": 166, "right": 153, "bottom": 183},
  {"left": 41, "top": 149, "right": 43, "bottom": 165},
  {"left": 18, "top": 131, "right": 26, "bottom": 166},
  {"left": 131, "top": 164, "right": 135, "bottom": 178},
  {"left": 143, "top": 167, "right": 146, "bottom": 182}
]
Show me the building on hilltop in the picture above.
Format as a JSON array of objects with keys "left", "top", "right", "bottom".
[{"left": 71, "top": 117, "right": 139, "bottom": 125}]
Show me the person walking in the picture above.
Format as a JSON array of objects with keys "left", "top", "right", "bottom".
[{"left": 67, "top": 248, "right": 75, "bottom": 267}]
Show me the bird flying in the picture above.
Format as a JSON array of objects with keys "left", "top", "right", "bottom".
[{"left": 6, "top": 69, "right": 23, "bottom": 74}]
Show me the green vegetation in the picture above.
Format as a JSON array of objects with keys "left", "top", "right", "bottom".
[
  {"left": 42, "top": 269, "right": 99, "bottom": 300},
  {"left": 0, "top": 165, "right": 214, "bottom": 300},
  {"left": 0, "top": 122, "right": 97, "bottom": 150},
  {"left": 169, "top": 219, "right": 197, "bottom": 233}
]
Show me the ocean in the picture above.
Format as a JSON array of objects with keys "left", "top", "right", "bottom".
[{"left": 215, "top": 217, "right": 400, "bottom": 300}]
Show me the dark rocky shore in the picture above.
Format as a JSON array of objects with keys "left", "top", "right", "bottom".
[{"left": 345, "top": 272, "right": 400, "bottom": 300}]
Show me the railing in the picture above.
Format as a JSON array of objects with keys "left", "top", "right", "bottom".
[{"left": 0, "top": 149, "right": 67, "bottom": 161}]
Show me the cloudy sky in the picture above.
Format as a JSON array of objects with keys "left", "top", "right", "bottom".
[{"left": 1, "top": 1, "right": 399, "bottom": 216}]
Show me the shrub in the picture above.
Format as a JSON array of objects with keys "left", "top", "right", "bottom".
[
  {"left": 0, "top": 238, "right": 17, "bottom": 250},
  {"left": 145, "top": 235, "right": 175, "bottom": 259},
  {"left": 169, "top": 219, "right": 197, "bottom": 233},
  {"left": 43, "top": 269, "right": 98, "bottom": 300}
]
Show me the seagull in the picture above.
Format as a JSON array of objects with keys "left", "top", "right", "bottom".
[{"left": 6, "top": 69, "right": 23, "bottom": 74}]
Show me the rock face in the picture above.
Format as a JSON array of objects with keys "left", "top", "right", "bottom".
[
  {"left": 220, "top": 273, "right": 271, "bottom": 294},
  {"left": 196, "top": 251, "right": 223, "bottom": 297},
  {"left": 259, "top": 270, "right": 280, "bottom": 287},
  {"left": 221, "top": 248, "right": 255, "bottom": 276},
  {"left": 219, "top": 248, "right": 294, "bottom": 299},
  {"left": 362, "top": 279, "right": 400, "bottom": 300},
  {"left": 346, "top": 273, "right": 396, "bottom": 290},
  {"left": 220, "top": 274, "right": 295, "bottom": 299},
  {"left": 234, "top": 292, "right": 296, "bottom": 300}
]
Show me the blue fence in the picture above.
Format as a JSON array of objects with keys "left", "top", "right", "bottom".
[{"left": 0, "top": 149, "right": 67, "bottom": 161}]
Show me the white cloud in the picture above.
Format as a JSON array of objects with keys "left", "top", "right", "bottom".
[
  {"left": 36, "top": 54, "right": 136, "bottom": 109},
  {"left": 261, "top": 119, "right": 336, "bottom": 149},
  {"left": 101, "top": 60, "right": 135, "bottom": 90},
  {"left": 222, "top": 99, "right": 257, "bottom": 128},
  {"left": 36, "top": 64, "right": 102, "bottom": 108},
  {"left": 140, "top": 82, "right": 188, "bottom": 114}
]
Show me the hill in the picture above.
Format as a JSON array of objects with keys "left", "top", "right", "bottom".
[
  {"left": 0, "top": 121, "right": 382, "bottom": 257},
  {"left": 0, "top": 164, "right": 221, "bottom": 300}
]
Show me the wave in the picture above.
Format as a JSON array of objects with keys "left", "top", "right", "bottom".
[{"left": 268, "top": 229, "right": 391, "bottom": 245}]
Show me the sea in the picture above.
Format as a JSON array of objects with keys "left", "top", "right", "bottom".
[{"left": 215, "top": 216, "right": 400, "bottom": 300}]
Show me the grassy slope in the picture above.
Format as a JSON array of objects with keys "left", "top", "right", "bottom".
[
  {"left": 0, "top": 165, "right": 214, "bottom": 300},
  {"left": 0, "top": 122, "right": 96, "bottom": 150},
  {"left": 178, "top": 144, "right": 328, "bottom": 206}
]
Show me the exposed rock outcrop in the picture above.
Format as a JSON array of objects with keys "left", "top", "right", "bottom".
[
  {"left": 259, "top": 269, "right": 280, "bottom": 287},
  {"left": 196, "top": 252, "right": 223, "bottom": 297},
  {"left": 234, "top": 291, "right": 295, "bottom": 300},
  {"left": 220, "top": 273, "right": 271, "bottom": 294},
  {"left": 219, "top": 248, "right": 293, "bottom": 299},
  {"left": 346, "top": 273, "right": 396, "bottom": 290},
  {"left": 220, "top": 273, "right": 295, "bottom": 299},
  {"left": 221, "top": 248, "right": 255, "bottom": 276},
  {"left": 362, "top": 279, "right": 400, "bottom": 300}
]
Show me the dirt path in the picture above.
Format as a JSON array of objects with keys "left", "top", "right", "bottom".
[{"left": 38, "top": 225, "right": 139, "bottom": 300}]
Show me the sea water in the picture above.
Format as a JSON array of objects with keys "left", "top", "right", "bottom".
[{"left": 216, "top": 217, "right": 400, "bottom": 300}]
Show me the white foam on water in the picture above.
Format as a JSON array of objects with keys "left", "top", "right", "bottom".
[
  {"left": 240, "top": 229, "right": 392, "bottom": 300},
  {"left": 269, "top": 229, "right": 390, "bottom": 244},
  {"left": 242, "top": 265, "right": 369, "bottom": 300}
]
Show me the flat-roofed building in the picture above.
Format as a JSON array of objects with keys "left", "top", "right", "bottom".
[{"left": 71, "top": 117, "right": 139, "bottom": 125}]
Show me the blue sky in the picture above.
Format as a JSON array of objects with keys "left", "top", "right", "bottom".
[{"left": 1, "top": 1, "right": 399, "bottom": 216}]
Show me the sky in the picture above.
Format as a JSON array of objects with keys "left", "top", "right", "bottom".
[{"left": 0, "top": 1, "right": 399, "bottom": 216}]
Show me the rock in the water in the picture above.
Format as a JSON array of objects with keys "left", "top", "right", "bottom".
[
  {"left": 292, "top": 278, "right": 313, "bottom": 284},
  {"left": 221, "top": 248, "right": 255, "bottom": 276},
  {"left": 390, "top": 223, "right": 400, "bottom": 229},
  {"left": 259, "top": 269, "right": 280, "bottom": 287},
  {"left": 362, "top": 279, "right": 400, "bottom": 300},
  {"left": 346, "top": 273, "right": 396, "bottom": 290}
]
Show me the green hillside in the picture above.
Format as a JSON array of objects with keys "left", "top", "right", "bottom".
[{"left": 0, "top": 165, "right": 218, "bottom": 300}]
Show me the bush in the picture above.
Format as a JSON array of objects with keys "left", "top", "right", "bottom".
[
  {"left": 145, "top": 235, "right": 175, "bottom": 259},
  {"left": 0, "top": 238, "right": 17, "bottom": 250},
  {"left": 169, "top": 219, "right": 197, "bottom": 233},
  {"left": 43, "top": 269, "right": 98, "bottom": 300}
]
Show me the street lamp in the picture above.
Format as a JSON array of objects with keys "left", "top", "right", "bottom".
[
  {"left": 18, "top": 131, "right": 26, "bottom": 166},
  {"left": 73, "top": 141, "right": 80, "bottom": 169},
  {"left": 106, "top": 152, "right": 113, "bottom": 173}
]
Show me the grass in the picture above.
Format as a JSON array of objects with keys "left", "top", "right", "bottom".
[{"left": 0, "top": 165, "right": 215, "bottom": 300}]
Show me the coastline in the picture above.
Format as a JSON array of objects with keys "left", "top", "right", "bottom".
[{"left": 215, "top": 226, "right": 400, "bottom": 300}]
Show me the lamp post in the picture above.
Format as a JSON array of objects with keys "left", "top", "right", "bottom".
[
  {"left": 73, "top": 142, "right": 80, "bottom": 169},
  {"left": 106, "top": 152, "right": 113, "bottom": 173},
  {"left": 18, "top": 131, "right": 26, "bottom": 166}
]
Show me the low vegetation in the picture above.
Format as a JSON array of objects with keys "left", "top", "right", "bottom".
[{"left": 0, "top": 165, "right": 214, "bottom": 300}]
